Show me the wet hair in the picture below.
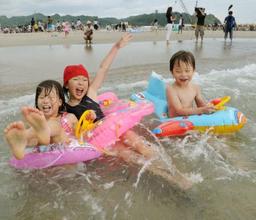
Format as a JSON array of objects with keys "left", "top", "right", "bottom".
[
  {"left": 35, "top": 80, "right": 66, "bottom": 113},
  {"left": 166, "top": 7, "right": 172, "bottom": 18},
  {"left": 169, "top": 50, "right": 195, "bottom": 72}
]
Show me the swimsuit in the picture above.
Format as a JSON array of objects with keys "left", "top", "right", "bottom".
[
  {"left": 60, "top": 112, "right": 73, "bottom": 136},
  {"left": 66, "top": 95, "right": 104, "bottom": 121},
  {"left": 35, "top": 113, "right": 73, "bottom": 153}
]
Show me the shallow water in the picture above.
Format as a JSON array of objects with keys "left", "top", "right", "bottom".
[{"left": 1, "top": 39, "right": 256, "bottom": 219}]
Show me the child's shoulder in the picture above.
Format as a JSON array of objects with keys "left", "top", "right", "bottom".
[
  {"left": 166, "top": 82, "right": 174, "bottom": 89},
  {"left": 166, "top": 82, "right": 178, "bottom": 94},
  {"left": 64, "top": 112, "right": 78, "bottom": 123}
]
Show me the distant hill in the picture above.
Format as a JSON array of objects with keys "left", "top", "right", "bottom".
[
  {"left": 0, "top": 12, "right": 221, "bottom": 27},
  {"left": 124, "top": 12, "right": 220, "bottom": 26}
]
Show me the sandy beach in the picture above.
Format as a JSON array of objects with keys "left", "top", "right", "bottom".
[{"left": 0, "top": 30, "right": 255, "bottom": 47}]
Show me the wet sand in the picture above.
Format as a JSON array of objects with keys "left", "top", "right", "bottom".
[{"left": 0, "top": 30, "right": 256, "bottom": 47}]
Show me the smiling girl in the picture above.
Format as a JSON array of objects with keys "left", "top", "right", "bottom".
[{"left": 4, "top": 80, "right": 77, "bottom": 160}]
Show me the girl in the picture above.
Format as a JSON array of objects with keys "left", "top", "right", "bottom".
[
  {"left": 63, "top": 34, "right": 192, "bottom": 190},
  {"left": 63, "top": 33, "right": 155, "bottom": 158},
  {"left": 63, "top": 21, "right": 70, "bottom": 38},
  {"left": 4, "top": 80, "right": 77, "bottom": 160}
]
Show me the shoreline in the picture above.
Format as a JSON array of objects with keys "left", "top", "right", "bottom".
[{"left": 0, "top": 30, "right": 256, "bottom": 47}]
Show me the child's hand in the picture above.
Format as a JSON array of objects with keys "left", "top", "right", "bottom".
[
  {"left": 201, "top": 103, "right": 216, "bottom": 114},
  {"left": 116, "top": 33, "right": 133, "bottom": 49},
  {"left": 86, "top": 110, "right": 97, "bottom": 121}
]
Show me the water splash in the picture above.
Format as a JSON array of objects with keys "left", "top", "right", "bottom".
[
  {"left": 137, "top": 123, "right": 175, "bottom": 175},
  {"left": 82, "top": 193, "right": 106, "bottom": 219},
  {"left": 133, "top": 158, "right": 153, "bottom": 188}
]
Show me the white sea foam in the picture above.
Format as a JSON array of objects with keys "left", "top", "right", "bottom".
[
  {"left": 0, "top": 94, "right": 34, "bottom": 116},
  {"left": 186, "top": 172, "right": 204, "bottom": 183},
  {"left": 101, "top": 80, "right": 148, "bottom": 92},
  {"left": 103, "top": 181, "right": 115, "bottom": 190},
  {"left": 82, "top": 194, "right": 106, "bottom": 219},
  {"left": 199, "top": 63, "right": 256, "bottom": 89}
]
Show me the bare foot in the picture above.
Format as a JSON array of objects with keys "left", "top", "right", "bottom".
[
  {"left": 21, "top": 106, "right": 50, "bottom": 145},
  {"left": 4, "top": 121, "right": 27, "bottom": 159},
  {"left": 148, "top": 160, "right": 193, "bottom": 190}
]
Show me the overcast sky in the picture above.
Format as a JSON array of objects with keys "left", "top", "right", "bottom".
[{"left": 0, "top": 0, "right": 255, "bottom": 24}]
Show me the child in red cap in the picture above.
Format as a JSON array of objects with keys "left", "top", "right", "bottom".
[
  {"left": 63, "top": 63, "right": 104, "bottom": 122},
  {"left": 63, "top": 33, "right": 192, "bottom": 190}
]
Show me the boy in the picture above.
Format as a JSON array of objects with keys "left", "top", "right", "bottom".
[{"left": 166, "top": 50, "right": 215, "bottom": 117}]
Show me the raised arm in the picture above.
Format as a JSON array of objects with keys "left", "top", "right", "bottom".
[
  {"left": 198, "top": 8, "right": 205, "bottom": 16},
  {"left": 88, "top": 33, "right": 133, "bottom": 97}
]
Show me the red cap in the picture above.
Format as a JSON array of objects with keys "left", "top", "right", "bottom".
[{"left": 63, "top": 64, "right": 89, "bottom": 85}]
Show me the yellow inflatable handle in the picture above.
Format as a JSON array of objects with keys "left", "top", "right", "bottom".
[
  {"left": 211, "top": 96, "right": 231, "bottom": 110},
  {"left": 75, "top": 110, "right": 95, "bottom": 139}
]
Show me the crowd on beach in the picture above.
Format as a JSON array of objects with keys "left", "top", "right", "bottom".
[
  {"left": 0, "top": 17, "right": 98, "bottom": 34},
  {"left": 1, "top": 22, "right": 255, "bottom": 37},
  {"left": 0, "top": 18, "right": 130, "bottom": 34},
  {"left": 1, "top": 14, "right": 255, "bottom": 35}
]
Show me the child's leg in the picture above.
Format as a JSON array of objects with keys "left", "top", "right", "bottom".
[
  {"left": 4, "top": 121, "right": 28, "bottom": 159},
  {"left": 195, "top": 28, "right": 199, "bottom": 41},
  {"left": 21, "top": 107, "right": 50, "bottom": 145},
  {"left": 148, "top": 162, "right": 193, "bottom": 190},
  {"left": 224, "top": 30, "right": 228, "bottom": 40},
  {"left": 119, "top": 130, "right": 193, "bottom": 190},
  {"left": 114, "top": 142, "right": 192, "bottom": 190},
  {"left": 113, "top": 142, "right": 144, "bottom": 164},
  {"left": 230, "top": 30, "right": 233, "bottom": 41},
  {"left": 200, "top": 28, "right": 204, "bottom": 41},
  {"left": 120, "top": 130, "right": 155, "bottom": 159}
]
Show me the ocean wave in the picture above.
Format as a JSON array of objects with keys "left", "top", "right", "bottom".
[{"left": 0, "top": 94, "right": 34, "bottom": 116}]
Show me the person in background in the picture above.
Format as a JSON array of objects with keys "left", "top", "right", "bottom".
[
  {"left": 84, "top": 21, "right": 94, "bottom": 45},
  {"left": 30, "top": 17, "right": 35, "bottom": 32},
  {"left": 194, "top": 8, "right": 206, "bottom": 42},
  {"left": 76, "top": 19, "right": 83, "bottom": 31},
  {"left": 151, "top": 19, "right": 159, "bottom": 32},
  {"left": 178, "top": 14, "right": 184, "bottom": 34},
  {"left": 63, "top": 21, "right": 70, "bottom": 38},
  {"left": 93, "top": 21, "right": 99, "bottom": 30},
  {"left": 166, "top": 6, "right": 176, "bottom": 45},
  {"left": 47, "top": 16, "right": 53, "bottom": 32},
  {"left": 224, "top": 11, "right": 236, "bottom": 42}
]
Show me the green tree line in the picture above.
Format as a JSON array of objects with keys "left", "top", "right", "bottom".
[{"left": 0, "top": 12, "right": 221, "bottom": 27}]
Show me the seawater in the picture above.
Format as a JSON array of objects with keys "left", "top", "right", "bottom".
[{"left": 0, "top": 39, "right": 256, "bottom": 219}]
